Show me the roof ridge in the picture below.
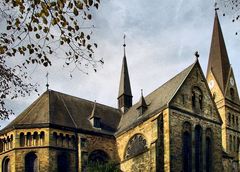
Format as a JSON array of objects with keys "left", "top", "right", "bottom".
[
  {"left": 58, "top": 94, "right": 78, "bottom": 128},
  {"left": 48, "top": 90, "right": 120, "bottom": 112},
  {"left": 2, "top": 92, "right": 49, "bottom": 130},
  {"left": 167, "top": 61, "right": 197, "bottom": 105},
  {"left": 144, "top": 62, "right": 196, "bottom": 100}
]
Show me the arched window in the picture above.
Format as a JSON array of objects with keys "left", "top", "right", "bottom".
[
  {"left": 195, "top": 125, "right": 202, "bottom": 172},
  {"left": 71, "top": 136, "right": 76, "bottom": 148},
  {"left": 0, "top": 140, "right": 3, "bottom": 152},
  {"left": 88, "top": 150, "right": 109, "bottom": 164},
  {"left": 20, "top": 133, "right": 25, "bottom": 147},
  {"left": 3, "top": 139, "right": 6, "bottom": 152},
  {"left": 57, "top": 153, "right": 69, "bottom": 172},
  {"left": 124, "top": 134, "right": 147, "bottom": 159},
  {"left": 230, "top": 88, "right": 235, "bottom": 100},
  {"left": 33, "top": 132, "right": 38, "bottom": 146},
  {"left": 192, "top": 86, "right": 203, "bottom": 111},
  {"left": 10, "top": 135, "right": 13, "bottom": 149},
  {"left": 26, "top": 132, "right": 32, "bottom": 146},
  {"left": 59, "top": 133, "right": 64, "bottom": 147},
  {"left": 2, "top": 157, "right": 10, "bottom": 172},
  {"left": 66, "top": 134, "right": 70, "bottom": 148},
  {"left": 25, "top": 152, "right": 38, "bottom": 172},
  {"left": 212, "top": 92, "right": 216, "bottom": 100},
  {"left": 232, "top": 115, "right": 235, "bottom": 127},
  {"left": 53, "top": 132, "right": 58, "bottom": 146},
  {"left": 206, "top": 129, "right": 212, "bottom": 172},
  {"left": 40, "top": 132, "right": 45, "bottom": 146},
  {"left": 182, "top": 122, "right": 192, "bottom": 172},
  {"left": 6, "top": 137, "right": 10, "bottom": 150},
  {"left": 228, "top": 113, "right": 231, "bottom": 126}
]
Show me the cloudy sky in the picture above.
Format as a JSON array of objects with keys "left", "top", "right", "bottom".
[{"left": 1, "top": 0, "right": 240, "bottom": 128}]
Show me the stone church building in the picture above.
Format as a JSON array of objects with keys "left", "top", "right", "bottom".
[{"left": 0, "top": 12, "right": 239, "bottom": 172}]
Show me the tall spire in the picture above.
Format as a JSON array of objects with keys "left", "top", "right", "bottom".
[
  {"left": 207, "top": 11, "right": 231, "bottom": 93},
  {"left": 118, "top": 35, "right": 132, "bottom": 112}
]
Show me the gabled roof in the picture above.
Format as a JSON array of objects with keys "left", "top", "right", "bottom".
[
  {"left": 137, "top": 93, "right": 148, "bottom": 109},
  {"left": 2, "top": 90, "right": 121, "bottom": 135},
  {"left": 89, "top": 101, "right": 101, "bottom": 119},
  {"left": 117, "top": 61, "right": 196, "bottom": 134},
  {"left": 207, "top": 12, "right": 231, "bottom": 93}
]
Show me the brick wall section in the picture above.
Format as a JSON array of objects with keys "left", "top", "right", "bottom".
[
  {"left": 116, "top": 114, "right": 159, "bottom": 172},
  {"left": 77, "top": 133, "right": 118, "bottom": 172},
  {"left": 207, "top": 66, "right": 240, "bottom": 170},
  {"left": 169, "top": 64, "right": 223, "bottom": 171}
]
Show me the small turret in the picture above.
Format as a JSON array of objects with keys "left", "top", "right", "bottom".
[
  {"left": 137, "top": 89, "right": 148, "bottom": 115},
  {"left": 89, "top": 101, "right": 101, "bottom": 128}
]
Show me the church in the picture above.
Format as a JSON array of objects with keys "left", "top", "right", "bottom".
[{"left": 0, "top": 12, "right": 239, "bottom": 172}]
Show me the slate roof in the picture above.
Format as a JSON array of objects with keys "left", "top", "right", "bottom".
[
  {"left": 2, "top": 90, "right": 121, "bottom": 135},
  {"left": 116, "top": 61, "right": 196, "bottom": 134},
  {"left": 207, "top": 12, "right": 231, "bottom": 93},
  {"left": 137, "top": 93, "right": 148, "bottom": 109},
  {"left": 1, "top": 61, "right": 196, "bottom": 136},
  {"left": 118, "top": 54, "right": 132, "bottom": 98}
]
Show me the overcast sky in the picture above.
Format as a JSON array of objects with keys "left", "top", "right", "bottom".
[{"left": 1, "top": 0, "right": 240, "bottom": 128}]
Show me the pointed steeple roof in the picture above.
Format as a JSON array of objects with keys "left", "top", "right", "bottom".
[
  {"left": 89, "top": 101, "right": 101, "bottom": 119},
  {"left": 137, "top": 89, "right": 148, "bottom": 109},
  {"left": 118, "top": 38, "right": 132, "bottom": 98},
  {"left": 207, "top": 12, "right": 231, "bottom": 93}
]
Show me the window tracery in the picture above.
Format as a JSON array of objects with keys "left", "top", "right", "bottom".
[
  {"left": 124, "top": 134, "right": 147, "bottom": 159},
  {"left": 195, "top": 125, "right": 203, "bottom": 172},
  {"left": 230, "top": 88, "right": 235, "bottom": 100},
  {"left": 192, "top": 86, "right": 203, "bottom": 111},
  {"left": 88, "top": 150, "right": 109, "bottom": 164},
  {"left": 182, "top": 122, "right": 192, "bottom": 172},
  {"left": 205, "top": 128, "right": 213, "bottom": 172}
]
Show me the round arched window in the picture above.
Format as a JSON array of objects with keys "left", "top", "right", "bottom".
[{"left": 124, "top": 134, "right": 147, "bottom": 159}]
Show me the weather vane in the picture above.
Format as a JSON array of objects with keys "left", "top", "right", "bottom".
[
  {"left": 214, "top": 1, "right": 219, "bottom": 11},
  {"left": 46, "top": 72, "right": 49, "bottom": 90}
]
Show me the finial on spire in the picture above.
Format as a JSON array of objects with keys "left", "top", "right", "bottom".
[
  {"left": 123, "top": 34, "right": 126, "bottom": 57},
  {"left": 141, "top": 89, "right": 143, "bottom": 97},
  {"left": 123, "top": 34, "right": 126, "bottom": 47},
  {"left": 195, "top": 51, "right": 200, "bottom": 61},
  {"left": 214, "top": 1, "right": 219, "bottom": 11},
  {"left": 46, "top": 72, "right": 49, "bottom": 90}
]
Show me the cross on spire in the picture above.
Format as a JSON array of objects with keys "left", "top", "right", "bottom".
[{"left": 195, "top": 51, "right": 200, "bottom": 61}]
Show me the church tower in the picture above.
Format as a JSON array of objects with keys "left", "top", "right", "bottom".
[
  {"left": 206, "top": 12, "right": 240, "bottom": 160},
  {"left": 118, "top": 37, "right": 133, "bottom": 113}
]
